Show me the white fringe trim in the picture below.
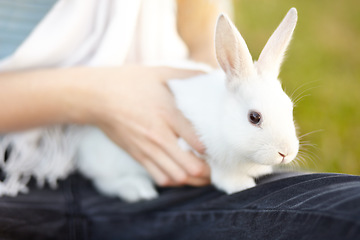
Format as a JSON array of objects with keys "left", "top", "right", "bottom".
[{"left": 0, "top": 125, "right": 84, "bottom": 196}]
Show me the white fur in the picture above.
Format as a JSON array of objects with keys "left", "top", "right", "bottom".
[
  {"left": 77, "top": 8, "right": 300, "bottom": 201},
  {"left": 77, "top": 127, "right": 158, "bottom": 202}
]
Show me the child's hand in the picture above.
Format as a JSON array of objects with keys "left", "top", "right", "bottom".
[{"left": 85, "top": 66, "right": 210, "bottom": 187}]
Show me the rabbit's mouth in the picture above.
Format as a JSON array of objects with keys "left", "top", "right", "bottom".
[
  {"left": 279, "top": 152, "right": 298, "bottom": 165},
  {"left": 250, "top": 148, "right": 298, "bottom": 166}
]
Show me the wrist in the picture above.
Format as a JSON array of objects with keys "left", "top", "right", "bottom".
[
  {"left": 0, "top": 67, "right": 104, "bottom": 132},
  {"left": 60, "top": 67, "right": 102, "bottom": 126}
]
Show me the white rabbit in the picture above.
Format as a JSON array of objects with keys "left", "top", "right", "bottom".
[{"left": 77, "top": 8, "right": 299, "bottom": 201}]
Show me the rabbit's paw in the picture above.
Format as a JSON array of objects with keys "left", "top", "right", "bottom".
[
  {"left": 94, "top": 175, "right": 158, "bottom": 202},
  {"left": 212, "top": 170, "right": 256, "bottom": 194}
]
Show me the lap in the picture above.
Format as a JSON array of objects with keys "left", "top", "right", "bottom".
[{"left": 0, "top": 172, "right": 359, "bottom": 240}]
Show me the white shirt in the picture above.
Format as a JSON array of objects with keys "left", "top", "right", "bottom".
[{"left": 0, "top": 0, "right": 189, "bottom": 71}]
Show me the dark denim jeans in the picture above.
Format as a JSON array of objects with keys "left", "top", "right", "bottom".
[{"left": 0, "top": 172, "right": 359, "bottom": 240}]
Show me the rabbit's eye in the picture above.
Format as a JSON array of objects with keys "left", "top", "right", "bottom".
[{"left": 249, "top": 111, "right": 262, "bottom": 125}]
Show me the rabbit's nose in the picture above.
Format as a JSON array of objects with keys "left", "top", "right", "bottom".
[
  {"left": 278, "top": 152, "right": 286, "bottom": 158},
  {"left": 278, "top": 152, "right": 287, "bottom": 163}
]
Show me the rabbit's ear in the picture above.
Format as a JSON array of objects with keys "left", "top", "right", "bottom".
[
  {"left": 215, "top": 14, "right": 256, "bottom": 84},
  {"left": 257, "top": 8, "right": 298, "bottom": 78}
]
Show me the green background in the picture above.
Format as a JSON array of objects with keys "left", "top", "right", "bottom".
[{"left": 232, "top": 0, "right": 360, "bottom": 174}]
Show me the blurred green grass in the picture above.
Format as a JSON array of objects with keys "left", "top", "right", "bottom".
[{"left": 232, "top": 0, "right": 360, "bottom": 174}]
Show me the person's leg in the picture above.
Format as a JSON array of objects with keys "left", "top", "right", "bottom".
[
  {"left": 0, "top": 177, "right": 73, "bottom": 240},
  {"left": 78, "top": 172, "right": 360, "bottom": 240},
  {"left": 0, "top": 172, "right": 359, "bottom": 240}
]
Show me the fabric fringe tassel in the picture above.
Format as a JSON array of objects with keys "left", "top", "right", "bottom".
[{"left": 0, "top": 125, "right": 84, "bottom": 196}]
